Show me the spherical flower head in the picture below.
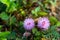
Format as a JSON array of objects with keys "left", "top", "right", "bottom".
[
  {"left": 38, "top": 17, "right": 50, "bottom": 30},
  {"left": 23, "top": 32, "right": 31, "bottom": 37},
  {"left": 24, "top": 18, "right": 35, "bottom": 30}
]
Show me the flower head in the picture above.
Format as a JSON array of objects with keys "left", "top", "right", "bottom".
[
  {"left": 24, "top": 18, "right": 35, "bottom": 30},
  {"left": 38, "top": 17, "right": 50, "bottom": 30},
  {"left": 23, "top": 32, "right": 31, "bottom": 37}
]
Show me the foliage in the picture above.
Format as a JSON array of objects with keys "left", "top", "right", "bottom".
[
  {"left": 0, "top": 0, "right": 60, "bottom": 40},
  {"left": 49, "top": 16, "right": 58, "bottom": 25},
  {"left": 0, "top": 31, "right": 10, "bottom": 38},
  {"left": 38, "top": 11, "right": 48, "bottom": 16},
  {"left": 56, "top": 21, "right": 60, "bottom": 27},
  {"left": 0, "top": 12, "right": 9, "bottom": 21}
]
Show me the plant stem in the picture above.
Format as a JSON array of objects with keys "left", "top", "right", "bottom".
[{"left": 10, "top": 13, "right": 12, "bottom": 32}]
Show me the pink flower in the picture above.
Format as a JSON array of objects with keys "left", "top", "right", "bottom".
[
  {"left": 38, "top": 17, "right": 50, "bottom": 30},
  {"left": 24, "top": 18, "right": 35, "bottom": 30}
]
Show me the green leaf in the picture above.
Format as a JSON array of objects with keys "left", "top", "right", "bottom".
[
  {"left": 31, "top": 7, "right": 40, "bottom": 17},
  {"left": 35, "top": 31, "right": 40, "bottom": 36},
  {"left": 0, "top": 12, "right": 9, "bottom": 21},
  {"left": 32, "top": 28, "right": 41, "bottom": 36},
  {"left": 16, "top": 38, "right": 22, "bottom": 40},
  {"left": 7, "top": 31, "right": 16, "bottom": 39},
  {"left": 6, "top": 2, "right": 17, "bottom": 12},
  {"left": 31, "top": 10, "right": 38, "bottom": 17},
  {"left": 19, "top": 21, "right": 23, "bottom": 26},
  {"left": 23, "top": 0, "right": 27, "bottom": 5},
  {"left": 49, "top": 26, "right": 56, "bottom": 31},
  {"left": 18, "top": 21, "right": 25, "bottom": 34},
  {"left": 0, "top": 31, "right": 10, "bottom": 38},
  {"left": 0, "top": 2, "right": 7, "bottom": 12},
  {"left": 49, "top": 16, "right": 58, "bottom": 25},
  {"left": 0, "top": 0, "right": 10, "bottom": 7},
  {"left": 18, "top": 0, "right": 23, "bottom": 7},
  {"left": 10, "top": 16, "right": 16, "bottom": 25},
  {"left": 22, "top": 36, "right": 27, "bottom": 40},
  {"left": 32, "top": 28, "right": 38, "bottom": 34},
  {"left": 0, "top": 0, "right": 16, "bottom": 7},
  {"left": 52, "top": 38, "right": 56, "bottom": 40},
  {"left": 32, "top": 0, "right": 38, "bottom": 3},
  {"left": 0, "top": 0, "right": 17, "bottom": 12},
  {"left": 31, "top": 10, "right": 36, "bottom": 15},
  {"left": 0, "top": 25, "right": 2, "bottom": 30},
  {"left": 56, "top": 21, "right": 60, "bottom": 26},
  {"left": 0, "top": 38, "right": 7, "bottom": 40},
  {"left": 38, "top": 11, "right": 48, "bottom": 16},
  {"left": 49, "top": 0, "right": 56, "bottom": 6},
  {"left": 35, "top": 7, "right": 40, "bottom": 13},
  {"left": 52, "top": 31, "right": 60, "bottom": 38}
]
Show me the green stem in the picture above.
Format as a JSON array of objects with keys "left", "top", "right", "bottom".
[{"left": 10, "top": 13, "right": 12, "bottom": 32}]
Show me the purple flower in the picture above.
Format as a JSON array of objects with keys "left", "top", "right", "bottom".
[
  {"left": 24, "top": 18, "right": 35, "bottom": 30},
  {"left": 38, "top": 17, "right": 50, "bottom": 30}
]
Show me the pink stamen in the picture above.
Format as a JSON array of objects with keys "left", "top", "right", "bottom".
[
  {"left": 42, "top": 21, "right": 45, "bottom": 26},
  {"left": 27, "top": 23, "right": 31, "bottom": 25}
]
